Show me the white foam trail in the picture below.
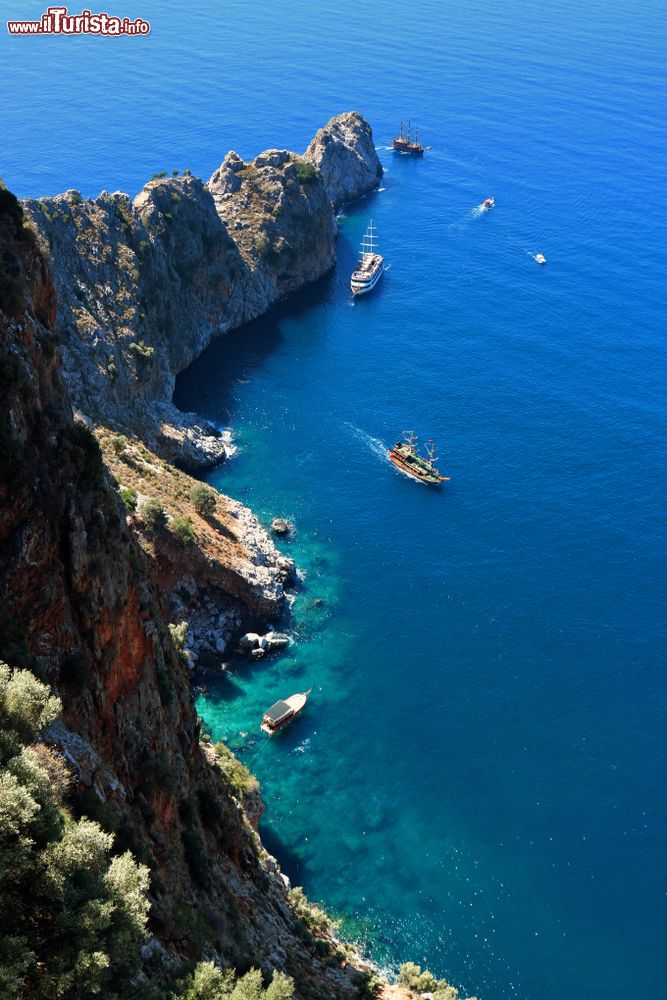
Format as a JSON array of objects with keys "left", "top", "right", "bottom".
[
  {"left": 377, "top": 187, "right": 386, "bottom": 192},
  {"left": 344, "top": 423, "right": 389, "bottom": 463}
]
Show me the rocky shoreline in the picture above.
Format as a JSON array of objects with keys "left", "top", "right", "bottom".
[{"left": 24, "top": 111, "right": 382, "bottom": 470}]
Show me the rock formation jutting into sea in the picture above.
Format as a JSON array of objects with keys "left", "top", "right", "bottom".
[{"left": 23, "top": 111, "right": 383, "bottom": 469}]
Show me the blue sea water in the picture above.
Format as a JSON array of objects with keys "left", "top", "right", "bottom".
[{"left": 3, "top": 2, "right": 667, "bottom": 997}]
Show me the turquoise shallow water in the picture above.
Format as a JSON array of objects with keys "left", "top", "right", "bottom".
[{"left": 4, "top": 1, "right": 667, "bottom": 997}]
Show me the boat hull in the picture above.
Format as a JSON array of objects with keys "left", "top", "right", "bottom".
[
  {"left": 388, "top": 449, "right": 449, "bottom": 485},
  {"left": 351, "top": 261, "right": 384, "bottom": 295},
  {"left": 392, "top": 139, "right": 424, "bottom": 156},
  {"left": 261, "top": 691, "right": 309, "bottom": 734}
]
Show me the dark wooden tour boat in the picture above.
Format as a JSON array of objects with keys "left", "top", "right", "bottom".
[
  {"left": 388, "top": 432, "right": 450, "bottom": 485},
  {"left": 393, "top": 120, "right": 430, "bottom": 156}
]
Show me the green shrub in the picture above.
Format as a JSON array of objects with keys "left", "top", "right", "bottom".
[
  {"left": 109, "top": 432, "right": 127, "bottom": 455},
  {"left": 190, "top": 483, "right": 216, "bottom": 517},
  {"left": 289, "top": 886, "right": 339, "bottom": 937},
  {"left": 0, "top": 662, "right": 151, "bottom": 998},
  {"left": 294, "top": 160, "right": 318, "bottom": 184},
  {"left": 138, "top": 497, "right": 167, "bottom": 531},
  {"left": 128, "top": 339, "right": 155, "bottom": 361},
  {"left": 176, "top": 963, "right": 295, "bottom": 999},
  {"left": 150, "top": 171, "right": 167, "bottom": 180},
  {"left": 168, "top": 621, "right": 189, "bottom": 661},
  {"left": 210, "top": 742, "right": 259, "bottom": 801},
  {"left": 397, "top": 962, "right": 474, "bottom": 1000},
  {"left": 170, "top": 515, "right": 196, "bottom": 547},
  {"left": 119, "top": 485, "right": 138, "bottom": 512},
  {"left": 68, "top": 422, "right": 105, "bottom": 490}
]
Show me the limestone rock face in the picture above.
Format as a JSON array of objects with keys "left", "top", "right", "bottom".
[
  {"left": 304, "top": 110, "right": 383, "bottom": 209},
  {"left": 23, "top": 113, "right": 379, "bottom": 469}
]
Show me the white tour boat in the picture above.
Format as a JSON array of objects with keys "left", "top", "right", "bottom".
[{"left": 350, "top": 221, "right": 384, "bottom": 296}]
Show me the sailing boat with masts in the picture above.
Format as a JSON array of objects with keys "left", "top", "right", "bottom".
[
  {"left": 388, "top": 431, "right": 450, "bottom": 485},
  {"left": 350, "top": 220, "right": 384, "bottom": 296},
  {"left": 393, "top": 120, "right": 430, "bottom": 156}
]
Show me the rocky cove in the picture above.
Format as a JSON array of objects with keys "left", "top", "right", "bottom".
[
  {"left": 0, "top": 112, "right": 479, "bottom": 999},
  {"left": 20, "top": 111, "right": 384, "bottom": 679}
]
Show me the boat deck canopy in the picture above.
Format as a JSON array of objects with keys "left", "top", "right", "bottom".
[{"left": 263, "top": 700, "right": 292, "bottom": 724}]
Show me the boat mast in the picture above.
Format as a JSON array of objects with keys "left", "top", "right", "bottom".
[
  {"left": 360, "top": 220, "right": 377, "bottom": 261},
  {"left": 415, "top": 125, "right": 420, "bottom": 147},
  {"left": 407, "top": 118, "right": 412, "bottom": 144},
  {"left": 399, "top": 120, "right": 404, "bottom": 140},
  {"left": 402, "top": 429, "right": 418, "bottom": 451}
]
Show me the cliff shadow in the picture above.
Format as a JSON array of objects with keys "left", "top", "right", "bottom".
[
  {"left": 173, "top": 269, "right": 337, "bottom": 425},
  {"left": 258, "top": 822, "right": 309, "bottom": 884}
]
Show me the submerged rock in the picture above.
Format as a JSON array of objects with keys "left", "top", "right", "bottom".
[
  {"left": 270, "top": 517, "right": 293, "bottom": 536},
  {"left": 239, "top": 630, "right": 291, "bottom": 656}
]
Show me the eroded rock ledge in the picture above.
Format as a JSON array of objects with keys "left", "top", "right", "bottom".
[{"left": 24, "top": 112, "right": 382, "bottom": 469}]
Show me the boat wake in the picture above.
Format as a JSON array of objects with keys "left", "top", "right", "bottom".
[
  {"left": 472, "top": 202, "right": 491, "bottom": 217},
  {"left": 344, "top": 423, "right": 390, "bottom": 464}
]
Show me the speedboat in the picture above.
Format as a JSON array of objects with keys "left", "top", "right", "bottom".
[
  {"left": 534, "top": 253, "right": 547, "bottom": 265},
  {"left": 482, "top": 196, "right": 495, "bottom": 210}
]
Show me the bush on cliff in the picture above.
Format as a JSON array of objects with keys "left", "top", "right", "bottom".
[
  {"left": 294, "top": 160, "right": 318, "bottom": 184},
  {"left": 67, "top": 422, "right": 106, "bottom": 490},
  {"left": 0, "top": 662, "right": 151, "bottom": 999},
  {"left": 190, "top": 483, "right": 217, "bottom": 518},
  {"left": 170, "top": 514, "right": 196, "bottom": 547},
  {"left": 175, "top": 962, "right": 294, "bottom": 999},
  {"left": 289, "top": 886, "right": 339, "bottom": 937},
  {"left": 139, "top": 496, "right": 167, "bottom": 531},
  {"left": 168, "top": 621, "right": 189, "bottom": 662},
  {"left": 210, "top": 742, "right": 259, "bottom": 801},
  {"left": 119, "top": 484, "right": 138, "bottom": 512},
  {"left": 397, "top": 962, "right": 477, "bottom": 1000}
]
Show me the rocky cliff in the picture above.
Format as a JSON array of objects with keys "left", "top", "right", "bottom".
[
  {"left": 0, "top": 184, "right": 383, "bottom": 998},
  {"left": 304, "top": 111, "right": 384, "bottom": 209},
  {"left": 23, "top": 112, "right": 382, "bottom": 469}
]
